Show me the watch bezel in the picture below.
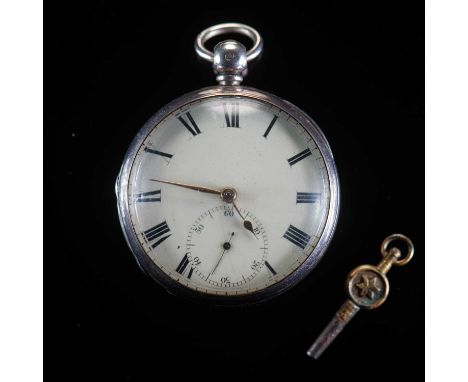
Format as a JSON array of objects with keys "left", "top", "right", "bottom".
[{"left": 116, "top": 86, "right": 340, "bottom": 305}]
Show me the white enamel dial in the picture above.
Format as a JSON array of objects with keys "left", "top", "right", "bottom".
[{"left": 126, "top": 95, "right": 332, "bottom": 296}]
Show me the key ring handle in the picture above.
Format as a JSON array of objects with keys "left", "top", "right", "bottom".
[
  {"left": 195, "top": 23, "right": 263, "bottom": 62},
  {"left": 381, "top": 234, "right": 414, "bottom": 266}
]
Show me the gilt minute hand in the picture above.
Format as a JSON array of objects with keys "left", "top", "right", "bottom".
[
  {"left": 149, "top": 179, "right": 221, "bottom": 196},
  {"left": 151, "top": 178, "right": 258, "bottom": 238}
]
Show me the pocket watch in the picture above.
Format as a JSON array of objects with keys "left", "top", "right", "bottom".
[{"left": 116, "top": 23, "right": 340, "bottom": 304}]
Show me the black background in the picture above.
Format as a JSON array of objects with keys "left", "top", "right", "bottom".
[{"left": 48, "top": 2, "right": 424, "bottom": 380}]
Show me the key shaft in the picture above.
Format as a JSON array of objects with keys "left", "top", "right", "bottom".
[{"left": 307, "top": 300, "right": 360, "bottom": 359}]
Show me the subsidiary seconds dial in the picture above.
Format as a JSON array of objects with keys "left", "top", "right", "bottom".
[{"left": 185, "top": 205, "right": 268, "bottom": 289}]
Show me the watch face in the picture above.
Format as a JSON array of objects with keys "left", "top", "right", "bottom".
[{"left": 119, "top": 89, "right": 338, "bottom": 300}]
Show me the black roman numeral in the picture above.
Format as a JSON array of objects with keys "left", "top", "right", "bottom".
[
  {"left": 178, "top": 112, "right": 201, "bottom": 136},
  {"left": 265, "top": 261, "right": 277, "bottom": 276},
  {"left": 175, "top": 253, "right": 193, "bottom": 279},
  {"left": 136, "top": 190, "right": 161, "bottom": 203},
  {"left": 296, "top": 192, "right": 320, "bottom": 204},
  {"left": 223, "top": 103, "right": 239, "bottom": 127},
  {"left": 283, "top": 225, "right": 311, "bottom": 250},
  {"left": 144, "top": 147, "right": 173, "bottom": 159},
  {"left": 263, "top": 115, "right": 278, "bottom": 138},
  {"left": 143, "top": 221, "right": 171, "bottom": 248},
  {"left": 287, "top": 148, "right": 312, "bottom": 166}
]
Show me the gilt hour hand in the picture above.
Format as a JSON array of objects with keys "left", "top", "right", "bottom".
[{"left": 232, "top": 201, "right": 259, "bottom": 239}]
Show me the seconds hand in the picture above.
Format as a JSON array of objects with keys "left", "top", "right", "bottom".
[{"left": 208, "top": 232, "right": 235, "bottom": 278}]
